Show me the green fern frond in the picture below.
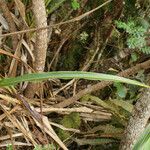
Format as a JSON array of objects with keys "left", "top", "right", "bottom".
[{"left": 115, "top": 20, "right": 150, "bottom": 54}]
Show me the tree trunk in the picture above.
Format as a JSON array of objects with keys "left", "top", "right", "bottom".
[
  {"left": 120, "top": 88, "right": 150, "bottom": 150},
  {"left": 25, "top": 0, "right": 48, "bottom": 98}
]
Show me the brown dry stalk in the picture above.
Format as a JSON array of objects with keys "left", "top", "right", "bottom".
[
  {"left": 25, "top": 0, "right": 48, "bottom": 98},
  {"left": 0, "top": 0, "right": 20, "bottom": 77},
  {"left": 54, "top": 59, "right": 150, "bottom": 108},
  {"left": 0, "top": 0, "right": 18, "bottom": 50},
  {"left": 119, "top": 88, "right": 150, "bottom": 149},
  {"left": 0, "top": 48, "right": 35, "bottom": 72}
]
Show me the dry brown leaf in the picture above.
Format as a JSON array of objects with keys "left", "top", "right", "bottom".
[
  {"left": 8, "top": 36, "right": 22, "bottom": 77},
  {"left": 22, "top": 39, "right": 35, "bottom": 62},
  {"left": 0, "top": 94, "right": 20, "bottom": 104},
  {"left": 0, "top": 104, "right": 37, "bottom": 146},
  {"left": 0, "top": 26, "right": 2, "bottom": 47},
  {"left": 0, "top": 14, "right": 9, "bottom": 30},
  {"left": 0, "top": 133, "right": 23, "bottom": 141},
  {"left": 14, "top": 0, "right": 26, "bottom": 22},
  {"left": 33, "top": 114, "right": 68, "bottom": 150}
]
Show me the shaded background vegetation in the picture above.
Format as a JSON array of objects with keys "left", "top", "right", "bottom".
[{"left": 0, "top": 0, "right": 150, "bottom": 149}]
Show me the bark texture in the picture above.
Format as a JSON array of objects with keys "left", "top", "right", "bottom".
[
  {"left": 32, "top": 0, "right": 48, "bottom": 72},
  {"left": 25, "top": 0, "right": 48, "bottom": 98},
  {"left": 120, "top": 88, "right": 150, "bottom": 150}
]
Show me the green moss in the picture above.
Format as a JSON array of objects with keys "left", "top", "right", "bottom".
[{"left": 58, "top": 112, "right": 81, "bottom": 140}]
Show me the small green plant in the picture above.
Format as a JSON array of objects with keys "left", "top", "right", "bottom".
[
  {"left": 115, "top": 20, "right": 150, "bottom": 54},
  {"left": 34, "top": 144, "right": 57, "bottom": 150},
  {"left": 6, "top": 144, "right": 13, "bottom": 150},
  {"left": 114, "top": 82, "right": 127, "bottom": 98},
  {"left": 79, "top": 31, "right": 89, "bottom": 43},
  {"left": 71, "top": 0, "right": 80, "bottom": 10}
]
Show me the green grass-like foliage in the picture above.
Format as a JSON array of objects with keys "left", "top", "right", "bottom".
[
  {"left": 133, "top": 123, "right": 150, "bottom": 150},
  {"left": 33, "top": 144, "right": 57, "bottom": 150},
  {"left": 75, "top": 138, "right": 117, "bottom": 146},
  {"left": 45, "top": 0, "right": 67, "bottom": 15},
  {"left": 6, "top": 145, "right": 13, "bottom": 150},
  {"left": 71, "top": 0, "right": 80, "bottom": 10},
  {"left": 0, "top": 71, "right": 149, "bottom": 88}
]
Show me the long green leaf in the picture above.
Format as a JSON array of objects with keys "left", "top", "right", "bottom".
[
  {"left": 133, "top": 123, "right": 150, "bottom": 150},
  {"left": 0, "top": 71, "right": 149, "bottom": 88},
  {"left": 74, "top": 138, "right": 116, "bottom": 146}
]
